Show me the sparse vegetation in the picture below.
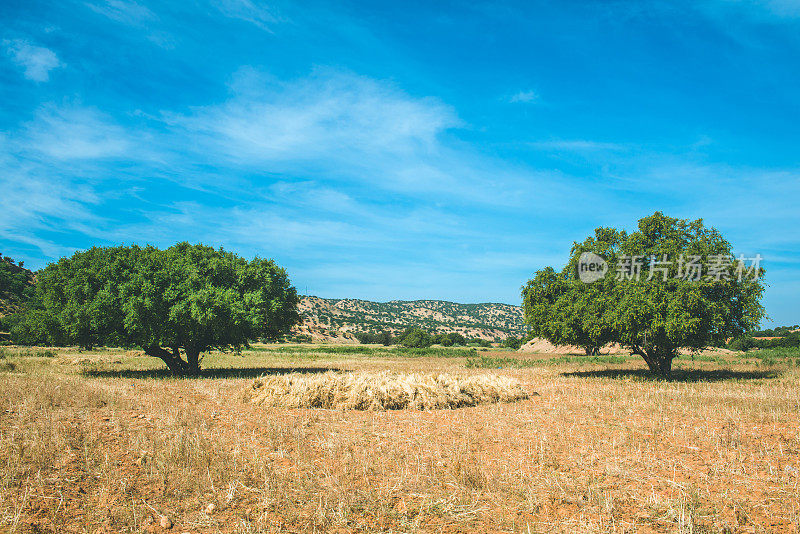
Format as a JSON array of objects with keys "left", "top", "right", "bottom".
[
  {"left": 298, "top": 296, "right": 526, "bottom": 341},
  {"left": 0, "top": 344, "right": 797, "bottom": 533}
]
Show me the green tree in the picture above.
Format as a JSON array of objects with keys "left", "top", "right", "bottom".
[
  {"left": 0, "top": 254, "right": 34, "bottom": 307},
  {"left": 433, "top": 333, "right": 454, "bottom": 346},
  {"left": 446, "top": 332, "right": 467, "bottom": 346},
  {"left": 398, "top": 328, "right": 433, "bottom": 348},
  {"left": 502, "top": 336, "right": 523, "bottom": 350},
  {"left": 522, "top": 212, "right": 765, "bottom": 378},
  {"left": 27, "top": 243, "right": 300, "bottom": 375}
]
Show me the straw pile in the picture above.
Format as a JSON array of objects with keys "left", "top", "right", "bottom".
[{"left": 245, "top": 371, "right": 530, "bottom": 410}]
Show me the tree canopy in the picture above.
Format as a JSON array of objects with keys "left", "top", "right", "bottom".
[
  {"left": 18, "top": 243, "right": 300, "bottom": 375},
  {"left": 0, "top": 254, "right": 34, "bottom": 307},
  {"left": 522, "top": 212, "right": 765, "bottom": 377}
]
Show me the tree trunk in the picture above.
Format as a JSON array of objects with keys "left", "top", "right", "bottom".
[
  {"left": 144, "top": 345, "right": 189, "bottom": 376},
  {"left": 635, "top": 346, "right": 675, "bottom": 379},
  {"left": 185, "top": 348, "right": 201, "bottom": 376}
]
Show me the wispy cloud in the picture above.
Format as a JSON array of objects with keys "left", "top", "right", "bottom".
[
  {"left": 84, "top": 0, "right": 174, "bottom": 47},
  {"left": 170, "top": 68, "right": 459, "bottom": 162},
  {"left": 213, "top": 0, "right": 281, "bottom": 30},
  {"left": 85, "top": 0, "right": 155, "bottom": 25},
  {"left": 3, "top": 39, "right": 63, "bottom": 82},
  {"left": 508, "top": 89, "right": 539, "bottom": 103},
  {"left": 156, "top": 68, "right": 592, "bottom": 210},
  {"left": 529, "top": 139, "right": 627, "bottom": 152},
  {"left": 22, "top": 105, "right": 134, "bottom": 160}
]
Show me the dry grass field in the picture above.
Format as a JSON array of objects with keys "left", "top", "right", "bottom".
[{"left": 0, "top": 345, "right": 798, "bottom": 533}]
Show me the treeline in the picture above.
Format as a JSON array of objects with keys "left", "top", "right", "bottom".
[
  {"left": 729, "top": 331, "right": 800, "bottom": 351},
  {"left": 354, "top": 328, "right": 523, "bottom": 349},
  {"left": 0, "top": 254, "right": 34, "bottom": 308},
  {"left": 749, "top": 325, "right": 799, "bottom": 337}
]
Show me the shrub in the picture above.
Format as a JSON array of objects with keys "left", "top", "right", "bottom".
[
  {"left": 728, "top": 336, "right": 756, "bottom": 351},
  {"left": 354, "top": 331, "right": 393, "bottom": 345},
  {"left": 399, "top": 328, "right": 433, "bottom": 348}
]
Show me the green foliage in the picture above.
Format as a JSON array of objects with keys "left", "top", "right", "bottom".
[
  {"left": 0, "top": 347, "right": 55, "bottom": 358},
  {"left": 522, "top": 212, "right": 766, "bottom": 378},
  {"left": 431, "top": 332, "right": 467, "bottom": 346},
  {"left": 446, "top": 332, "right": 467, "bottom": 346},
  {"left": 728, "top": 333, "right": 800, "bottom": 350},
  {"left": 502, "top": 336, "right": 523, "bottom": 350},
  {"left": 18, "top": 243, "right": 300, "bottom": 375},
  {"left": 354, "top": 330, "right": 393, "bottom": 345},
  {"left": 750, "top": 325, "right": 799, "bottom": 337},
  {"left": 434, "top": 333, "right": 454, "bottom": 346},
  {"left": 286, "top": 333, "right": 313, "bottom": 343},
  {"left": 397, "top": 327, "right": 434, "bottom": 348},
  {"left": 466, "top": 338, "right": 491, "bottom": 347},
  {"left": 0, "top": 254, "right": 34, "bottom": 305},
  {"left": 465, "top": 354, "right": 629, "bottom": 369},
  {"left": 9, "top": 308, "right": 66, "bottom": 346}
]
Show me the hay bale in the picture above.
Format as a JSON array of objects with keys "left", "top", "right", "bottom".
[{"left": 245, "top": 371, "right": 530, "bottom": 410}]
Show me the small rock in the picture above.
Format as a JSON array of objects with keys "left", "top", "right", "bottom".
[
  {"left": 204, "top": 503, "right": 216, "bottom": 514},
  {"left": 159, "top": 516, "right": 172, "bottom": 529}
]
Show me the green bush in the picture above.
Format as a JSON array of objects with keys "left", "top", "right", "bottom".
[
  {"left": 728, "top": 333, "right": 800, "bottom": 351},
  {"left": 400, "top": 328, "right": 433, "bottom": 348},
  {"left": 727, "top": 336, "right": 756, "bottom": 351},
  {"left": 354, "top": 331, "right": 393, "bottom": 345}
]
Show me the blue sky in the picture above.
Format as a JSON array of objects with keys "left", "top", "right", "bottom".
[{"left": 1, "top": 0, "right": 798, "bottom": 325}]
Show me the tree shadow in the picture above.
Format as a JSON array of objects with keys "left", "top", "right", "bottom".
[
  {"left": 561, "top": 368, "right": 782, "bottom": 382},
  {"left": 82, "top": 366, "right": 342, "bottom": 380}
]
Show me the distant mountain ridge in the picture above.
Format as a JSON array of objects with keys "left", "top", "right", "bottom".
[{"left": 294, "top": 296, "right": 527, "bottom": 342}]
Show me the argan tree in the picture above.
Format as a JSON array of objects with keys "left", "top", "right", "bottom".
[
  {"left": 522, "top": 212, "right": 765, "bottom": 378},
  {"left": 29, "top": 243, "right": 300, "bottom": 375}
]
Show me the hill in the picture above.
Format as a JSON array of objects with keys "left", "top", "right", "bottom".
[{"left": 293, "top": 296, "right": 526, "bottom": 343}]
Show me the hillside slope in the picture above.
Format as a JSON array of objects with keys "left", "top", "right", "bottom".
[{"left": 294, "top": 296, "right": 526, "bottom": 342}]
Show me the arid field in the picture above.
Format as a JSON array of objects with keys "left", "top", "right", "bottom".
[{"left": 0, "top": 345, "right": 798, "bottom": 533}]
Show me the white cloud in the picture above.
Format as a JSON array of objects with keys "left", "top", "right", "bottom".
[
  {"left": 84, "top": 0, "right": 174, "bottom": 47},
  {"left": 213, "top": 0, "right": 280, "bottom": 30},
  {"left": 530, "top": 139, "right": 627, "bottom": 151},
  {"left": 23, "top": 105, "right": 134, "bottom": 160},
  {"left": 85, "top": 0, "right": 155, "bottom": 25},
  {"left": 172, "top": 68, "right": 459, "bottom": 161},
  {"left": 163, "top": 68, "right": 555, "bottom": 206},
  {"left": 508, "top": 90, "right": 539, "bottom": 103},
  {"left": 4, "top": 40, "right": 63, "bottom": 82},
  {"left": 0, "top": 140, "right": 102, "bottom": 258}
]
